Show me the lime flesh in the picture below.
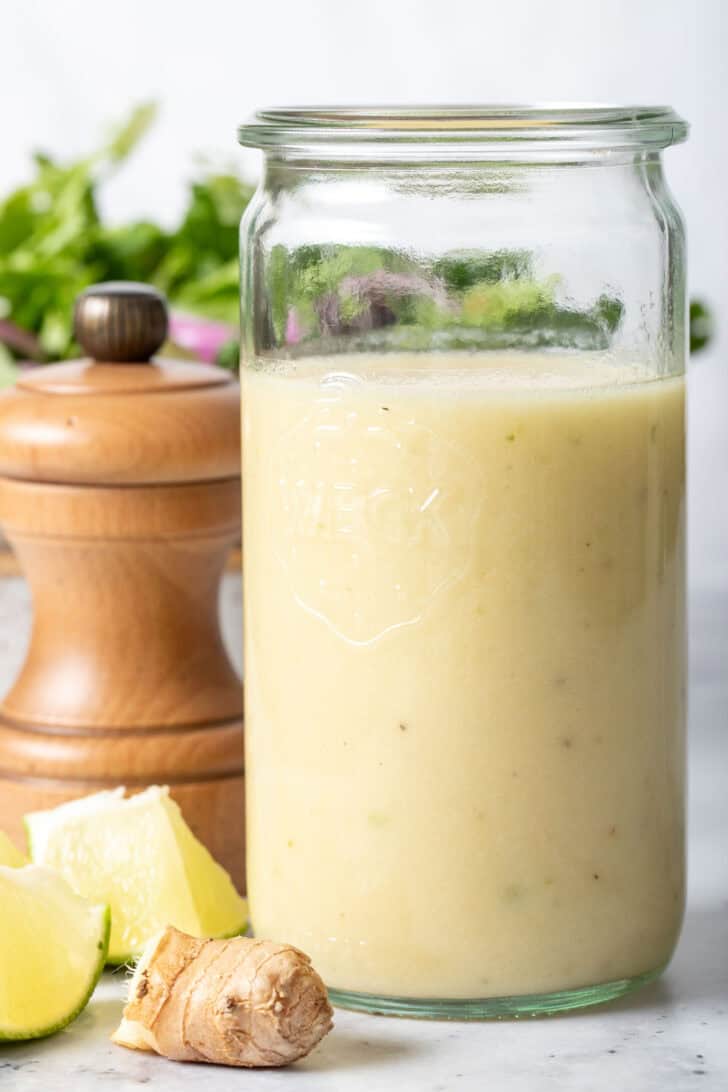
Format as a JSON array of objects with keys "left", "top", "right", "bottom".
[
  {"left": 26, "top": 786, "right": 247, "bottom": 964},
  {"left": 0, "top": 865, "right": 109, "bottom": 1040}
]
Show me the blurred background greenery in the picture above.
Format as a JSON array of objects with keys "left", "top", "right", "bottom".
[
  {"left": 0, "top": 104, "right": 251, "bottom": 379},
  {"left": 0, "top": 103, "right": 713, "bottom": 380}
]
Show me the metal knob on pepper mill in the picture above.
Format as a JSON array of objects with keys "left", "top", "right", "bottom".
[{"left": 0, "top": 282, "right": 245, "bottom": 886}]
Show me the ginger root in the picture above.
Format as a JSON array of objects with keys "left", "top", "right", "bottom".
[{"left": 112, "top": 925, "right": 333, "bottom": 1068}]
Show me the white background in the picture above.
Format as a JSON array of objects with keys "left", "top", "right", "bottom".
[{"left": 1, "top": 0, "right": 726, "bottom": 585}]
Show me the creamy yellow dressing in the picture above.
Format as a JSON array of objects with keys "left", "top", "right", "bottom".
[{"left": 242, "top": 353, "right": 685, "bottom": 999}]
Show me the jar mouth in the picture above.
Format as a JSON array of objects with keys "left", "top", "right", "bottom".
[{"left": 238, "top": 104, "right": 688, "bottom": 159}]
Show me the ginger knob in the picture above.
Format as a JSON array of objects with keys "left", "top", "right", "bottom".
[{"left": 112, "top": 926, "right": 334, "bottom": 1068}]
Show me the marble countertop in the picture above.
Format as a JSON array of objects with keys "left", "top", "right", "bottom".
[{"left": 0, "top": 577, "right": 726, "bottom": 1091}]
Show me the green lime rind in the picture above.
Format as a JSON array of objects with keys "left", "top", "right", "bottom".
[
  {"left": 0, "top": 903, "right": 110, "bottom": 1042},
  {"left": 25, "top": 788, "right": 247, "bottom": 967}
]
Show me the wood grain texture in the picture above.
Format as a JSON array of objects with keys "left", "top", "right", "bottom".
[
  {"left": 0, "top": 545, "right": 243, "bottom": 576},
  {"left": 0, "top": 305, "right": 246, "bottom": 884},
  {"left": 0, "top": 477, "right": 246, "bottom": 880},
  {"left": 0, "top": 478, "right": 243, "bottom": 728},
  {"left": 0, "top": 774, "right": 245, "bottom": 890},
  {"left": 0, "top": 375, "right": 241, "bottom": 484},
  {"left": 17, "top": 358, "right": 231, "bottom": 395}
]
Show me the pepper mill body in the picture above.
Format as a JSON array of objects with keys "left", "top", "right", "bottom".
[{"left": 0, "top": 284, "right": 245, "bottom": 886}]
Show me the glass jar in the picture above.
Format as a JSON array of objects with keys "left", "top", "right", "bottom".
[{"left": 238, "top": 106, "right": 688, "bottom": 1018}]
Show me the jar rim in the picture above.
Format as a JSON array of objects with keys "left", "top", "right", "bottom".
[{"left": 238, "top": 104, "right": 688, "bottom": 157}]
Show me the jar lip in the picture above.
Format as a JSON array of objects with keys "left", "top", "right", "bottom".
[{"left": 238, "top": 104, "right": 688, "bottom": 155}]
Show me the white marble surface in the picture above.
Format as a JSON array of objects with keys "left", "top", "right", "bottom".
[{"left": 0, "top": 576, "right": 726, "bottom": 1091}]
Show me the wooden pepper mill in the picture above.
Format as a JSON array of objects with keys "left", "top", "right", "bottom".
[{"left": 0, "top": 283, "right": 245, "bottom": 887}]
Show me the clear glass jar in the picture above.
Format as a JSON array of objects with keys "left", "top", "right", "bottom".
[{"left": 238, "top": 106, "right": 688, "bottom": 1018}]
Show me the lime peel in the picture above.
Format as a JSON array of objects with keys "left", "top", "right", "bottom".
[
  {"left": 26, "top": 786, "right": 247, "bottom": 964},
  {"left": 0, "top": 864, "right": 109, "bottom": 1040}
]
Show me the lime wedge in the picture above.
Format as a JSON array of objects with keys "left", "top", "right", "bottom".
[
  {"left": 0, "top": 830, "right": 27, "bottom": 867},
  {"left": 26, "top": 786, "right": 247, "bottom": 964},
  {"left": 0, "top": 865, "right": 109, "bottom": 1040}
]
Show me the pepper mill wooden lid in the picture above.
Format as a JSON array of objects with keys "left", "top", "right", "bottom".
[
  {"left": 0, "top": 282, "right": 240, "bottom": 485},
  {"left": 0, "top": 282, "right": 245, "bottom": 886}
]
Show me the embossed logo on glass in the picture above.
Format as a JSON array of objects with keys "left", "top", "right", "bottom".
[{"left": 275, "top": 373, "right": 479, "bottom": 644}]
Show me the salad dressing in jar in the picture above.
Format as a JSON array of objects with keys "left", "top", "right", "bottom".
[{"left": 238, "top": 106, "right": 688, "bottom": 1017}]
